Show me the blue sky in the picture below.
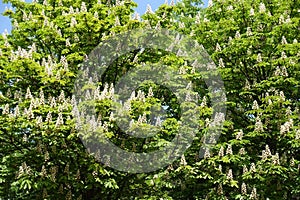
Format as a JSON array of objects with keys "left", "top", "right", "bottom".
[{"left": 0, "top": 0, "right": 208, "bottom": 33}]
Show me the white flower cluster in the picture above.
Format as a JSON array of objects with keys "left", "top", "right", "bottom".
[
  {"left": 93, "top": 83, "right": 115, "bottom": 100},
  {"left": 241, "top": 182, "right": 247, "bottom": 194},
  {"left": 17, "top": 162, "right": 32, "bottom": 178},
  {"left": 261, "top": 144, "right": 272, "bottom": 160},
  {"left": 145, "top": 4, "right": 154, "bottom": 14},
  {"left": 226, "top": 169, "right": 233, "bottom": 179},
  {"left": 236, "top": 129, "right": 243, "bottom": 140},
  {"left": 272, "top": 153, "right": 280, "bottom": 165},
  {"left": 254, "top": 116, "right": 263, "bottom": 132},
  {"left": 280, "top": 119, "right": 293, "bottom": 134},
  {"left": 250, "top": 162, "right": 256, "bottom": 172},
  {"left": 252, "top": 100, "right": 259, "bottom": 110},
  {"left": 250, "top": 187, "right": 257, "bottom": 199},
  {"left": 226, "top": 144, "right": 232, "bottom": 155},
  {"left": 274, "top": 66, "right": 288, "bottom": 77},
  {"left": 10, "top": 45, "right": 36, "bottom": 61},
  {"left": 259, "top": 3, "right": 266, "bottom": 13}
]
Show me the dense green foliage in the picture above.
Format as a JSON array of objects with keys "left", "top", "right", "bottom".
[{"left": 0, "top": 0, "right": 299, "bottom": 199}]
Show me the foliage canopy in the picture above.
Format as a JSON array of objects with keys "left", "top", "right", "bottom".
[{"left": 0, "top": 0, "right": 299, "bottom": 199}]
